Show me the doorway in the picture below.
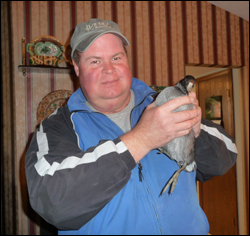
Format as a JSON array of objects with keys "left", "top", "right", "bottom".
[{"left": 186, "top": 66, "right": 238, "bottom": 235}]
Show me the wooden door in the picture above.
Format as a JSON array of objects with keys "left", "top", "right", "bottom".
[{"left": 196, "top": 70, "right": 238, "bottom": 235}]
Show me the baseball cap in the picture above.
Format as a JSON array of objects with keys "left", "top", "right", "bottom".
[{"left": 70, "top": 18, "right": 130, "bottom": 58}]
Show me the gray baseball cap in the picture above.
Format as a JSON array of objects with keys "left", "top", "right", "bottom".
[{"left": 70, "top": 18, "right": 130, "bottom": 58}]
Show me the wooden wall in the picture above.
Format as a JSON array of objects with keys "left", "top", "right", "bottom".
[{"left": 1, "top": 1, "right": 249, "bottom": 234}]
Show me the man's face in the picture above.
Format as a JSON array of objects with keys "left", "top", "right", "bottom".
[{"left": 73, "top": 33, "right": 132, "bottom": 113}]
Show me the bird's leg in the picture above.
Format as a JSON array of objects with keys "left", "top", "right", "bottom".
[
  {"left": 169, "top": 164, "right": 186, "bottom": 194},
  {"left": 157, "top": 147, "right": 171, "bottom": 158},
  {"left": 160, "top": 160, "right": 187, "bottom": 195}
]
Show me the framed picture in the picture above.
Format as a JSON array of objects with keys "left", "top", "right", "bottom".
[{"left": 205, "top": 96, "right": 222, "bottom": 120}]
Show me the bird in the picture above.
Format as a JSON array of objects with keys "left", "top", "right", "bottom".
[{"left": 154, "top": 75, "right": 197, "bottom": 195}]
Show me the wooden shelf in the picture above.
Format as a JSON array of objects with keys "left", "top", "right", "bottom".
[{"left": 18, "top": 65, "right": 75, "bottom": 76}]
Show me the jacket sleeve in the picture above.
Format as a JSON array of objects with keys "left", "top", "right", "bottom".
[
  {"left": 195, "top": 118, "right": 238, "bottom": 182},
  {"left": 25, "top": 105, "right": 136, "bottom": 230}
]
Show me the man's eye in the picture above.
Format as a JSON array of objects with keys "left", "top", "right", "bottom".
[
  {"left": 91, "top": 60, "right": 99, "bottom": 64},
  {"left": 113, "top": 57, "right": 120, "bottom": 61}
]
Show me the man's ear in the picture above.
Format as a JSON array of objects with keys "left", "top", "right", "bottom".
[{"left": 72, "top": 59, "right": 80, "bottom": 77}]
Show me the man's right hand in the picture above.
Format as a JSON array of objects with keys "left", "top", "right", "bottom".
[{"left": 120, "top": 95, "right": 200, "bottom": 163}]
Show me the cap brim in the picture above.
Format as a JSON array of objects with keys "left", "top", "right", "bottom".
[{"left": 72, "top": 31, "right": 129, "bottom": 58}]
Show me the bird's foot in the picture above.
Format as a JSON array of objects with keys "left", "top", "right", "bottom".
[
  {"left": 160, "top": 169, "right": 181, "bottom": 195},
  {"left": 160, "top": 161, "right": 187, "bottom": 196}
]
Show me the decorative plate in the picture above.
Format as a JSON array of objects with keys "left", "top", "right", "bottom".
[
  {"left": 37, "top": 90, "right": 72, "bottom": 124},
  {"left": 63, "top": 43, "right": 73, "bottom": 65},
  {"left": 26, "top": 35, "right": 65, "bottom": 66}
]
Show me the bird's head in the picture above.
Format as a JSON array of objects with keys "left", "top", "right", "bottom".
[{"left": 176, "top": 75, "right": 196, "bottom": 95}]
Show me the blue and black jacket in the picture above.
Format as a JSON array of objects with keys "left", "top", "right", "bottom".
[{"left": 25, "top": 77, "right": 237, "bottom": 234}]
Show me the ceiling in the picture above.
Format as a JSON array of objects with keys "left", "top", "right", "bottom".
[{"left": 207, "top": 1, "right": 249, "bottom": 21}]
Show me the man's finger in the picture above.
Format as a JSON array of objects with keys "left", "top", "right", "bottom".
[
  {"left": 174, "top": 115, "right": 199, "bottom": 131},
  {"left": 189, "top": 91, "right": 196, "bottom": 98},
  {"left": 175, "top": 128, "right": 193, "bottom": 137},
  {"left": 171, "top": 109, "right": 199, "bottom": 123},
  {"left": 159, "top": 96, "right": 195, "bottom": 112}
]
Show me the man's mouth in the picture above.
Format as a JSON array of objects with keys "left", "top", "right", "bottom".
[{"left": 102, "top": 79, "right": 119, "bottom": 85}]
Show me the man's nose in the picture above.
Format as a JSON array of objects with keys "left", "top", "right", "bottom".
[{"left": 102, "top": 61, "right": 115, "bottom": 74}]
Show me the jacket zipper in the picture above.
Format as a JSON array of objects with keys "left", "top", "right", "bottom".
[
  {"left": 129, "top": 91, "right": 156, "bottom": 182},
  {"left": 152, "top": 203, "right": 163, "bottom": 235},
  {"left": 140, "top": 165, "right": 163, "bottom": 235},
  {"left": 129, "top": 90, "right": 163, "bottom": 233}
]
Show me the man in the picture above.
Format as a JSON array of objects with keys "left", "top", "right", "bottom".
[{"left": 25, "top": 19, "right": 237, "bottom": 235}]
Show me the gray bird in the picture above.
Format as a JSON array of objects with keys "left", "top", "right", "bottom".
[{"left": 154, "top": 75, "right": 197, "bottom": 195}]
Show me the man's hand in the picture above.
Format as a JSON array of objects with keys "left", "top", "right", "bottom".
[
  {"left": 120, "top": 95, "right": 200, "bottom": 163},
  {"left": 189, "top": 92, "right": 202, "bottom": 138}
]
